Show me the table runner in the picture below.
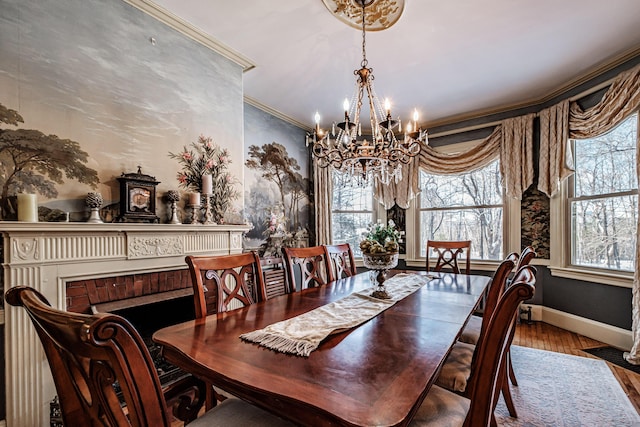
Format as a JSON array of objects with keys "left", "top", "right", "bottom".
[{"left": 240, "top": 273, "right": 433, "bottom": 357}]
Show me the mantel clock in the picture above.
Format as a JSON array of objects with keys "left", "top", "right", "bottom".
[{"left": 116, "top": 166, "right": 160, "bottom": 223}]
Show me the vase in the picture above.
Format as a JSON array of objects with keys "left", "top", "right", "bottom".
[{"left": 362, "top": 251, "right": 399, "bottom": 299}]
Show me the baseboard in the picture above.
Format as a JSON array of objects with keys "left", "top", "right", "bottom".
[{"left": 542, "top": 306, "right": 633, "bottom": 351}]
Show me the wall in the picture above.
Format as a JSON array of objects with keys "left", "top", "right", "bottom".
[{"left": 0, "top": 0, "right": 245, "bottom": 222}]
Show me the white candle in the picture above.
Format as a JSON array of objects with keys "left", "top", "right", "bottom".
[
  {"left": 17, "top": 194, "right": 38, "bottom": 222},
  {"left": 201, "top": 174, "right": 213, "bottom": 195},
  {"left": 189, "top": 192, "right": 201, "bottom": 205}
]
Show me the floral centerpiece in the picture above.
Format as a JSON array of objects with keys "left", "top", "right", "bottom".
[
  {"left": 168, "top": 135, "right": 240, "bottom": 223},
  {"left": 360, "top": 220, "right": 403, "bottom": 299},
  {"left": 359, "top": 219, "right": 402, "bottom": 254}
]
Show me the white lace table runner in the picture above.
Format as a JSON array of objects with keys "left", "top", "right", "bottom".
[{"left": 240, "top": 273, "right": 433, "bottom": 357}]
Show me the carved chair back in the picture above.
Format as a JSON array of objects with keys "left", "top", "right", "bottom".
[
  {"left": 4, "top": 286, "right": 204, "bottom": 427},
  {"left": 464, "top": 266, "right": 536, "bottom": 425},
  {"left": 516, "top": 246, "right": 537, "bottom": 270},
  {"left": 282, "top": 246, "right": 334, "bottom": 291},
  {"left": 323, "top": 243, "right": 357, "bottom": 279},
  {"left": 426, "top": 240, "right": 472, "bottom": 274},
  {"left": 186, "top": 252, "right": 266, "bottom": 318}
]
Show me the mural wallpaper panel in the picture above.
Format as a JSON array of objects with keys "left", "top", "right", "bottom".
[
  {"left": 0, "top": 0, "right": 244, "bottom": 223},
  {"left": 243, "top": 103, "right": 312, "bottom": 255},
  {"left": 521, "top": 186, "right": 550, "bottom": 259}
]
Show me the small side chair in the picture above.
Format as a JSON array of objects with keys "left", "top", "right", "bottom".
[{"left": 426, "top": 240, "right": 472, "bottom": 274}]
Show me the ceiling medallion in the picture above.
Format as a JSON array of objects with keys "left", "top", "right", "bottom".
[{"left": 322, "top": 0, "right": 405, "bottom": 31}]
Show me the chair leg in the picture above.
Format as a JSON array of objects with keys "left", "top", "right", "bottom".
[
  {"left": 507, "top": 350, "right": 518, "bottom": 386},
  {"left": 501, "top": 375, "right": 518, "bottom": 418},
  {"left": 205, "top": 382, "right": 216, "bottom": 411}
]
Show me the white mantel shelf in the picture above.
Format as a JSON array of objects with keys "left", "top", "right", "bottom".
[{"left": 1, "top": 221, "right": 251, "bottom": 427}]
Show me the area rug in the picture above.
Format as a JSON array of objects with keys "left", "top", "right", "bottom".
[
  {"left": 582, "top": 346, "right": 640, "bottom": 375},
  {"left": 494, "top": 345, "right": 640, "bottom": 426}
]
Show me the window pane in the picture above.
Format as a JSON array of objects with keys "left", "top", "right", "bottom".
[
  {"left": 331, "top": 171, "right": 373, "bottom": 255},
  {"left": 571, "top": 195, "right": 637, "bottom": 271},
  {"left": 420, "top": 161, "right": 502, "bottom": 208},
  {"left": 332, "top": 213, "right": 371, "bottom": 257},
  {"left": 573, "top": 114, "right": 637, "bottom": 198},
  {"left": 332, "top": 173, "right": 373, "bottom": 211},
  {"left": 419, "top": 208, "right": 503, "bottom": 260}
]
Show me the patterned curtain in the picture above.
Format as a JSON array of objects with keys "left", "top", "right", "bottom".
[
  {"left": 538, "top": 100, "right": 573, "bottom": 197},
  {"left": 625, "top": 113, "right": 640, "bottom": 365},
  {"left": 500, "top": 114, "right": 536, "bottom": 199},
  {"left": 313, "top": 159, "right": 333, "bottom": 245}
]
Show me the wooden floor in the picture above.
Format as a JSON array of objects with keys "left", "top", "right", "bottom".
[{"left": 513, "top": 321, "right": 640, "bottom": 415}]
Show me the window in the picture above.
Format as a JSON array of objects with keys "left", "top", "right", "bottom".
[
  {"left": 418, "top": 159, "right": 504, "bottom": 260},
  {"left": 569, "top": 113, "right": 638, "bottom": 272},
  {"left": 331, "top": 171, "right": 374, "bottom": 256}
]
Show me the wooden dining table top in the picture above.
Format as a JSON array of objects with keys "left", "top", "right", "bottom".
[{"left": 152, "top": 271, "right": 491, "bottom": 427}]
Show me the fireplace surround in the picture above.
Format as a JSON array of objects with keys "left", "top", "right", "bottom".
[{"left": 0, "top": 222, "right": 249, "bottom": 427}]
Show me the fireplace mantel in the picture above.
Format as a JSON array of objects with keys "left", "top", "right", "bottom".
[{"left": 1, "top": 222, "right": 251, "bottom": 427}]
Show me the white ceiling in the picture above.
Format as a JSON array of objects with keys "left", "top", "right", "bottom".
[{"left": 149, "top": 0, "right": 640, "bottom": 131}]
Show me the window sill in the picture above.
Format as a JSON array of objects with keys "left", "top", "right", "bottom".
[{"left": 549, "top": 266, "right": 633, "bottom": 289}]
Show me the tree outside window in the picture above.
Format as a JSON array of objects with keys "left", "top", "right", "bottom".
[
  {"left": 331, "top": 171, "right": 374, "bottom": 257},
  {"left": 570, "top": 113, "right": 638, "bottom": 271},
  {"left": 418, "top": 160, "right": 503, "bottom": 260}
]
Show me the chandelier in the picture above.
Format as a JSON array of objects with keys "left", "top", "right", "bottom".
[{"left": 307, "top": 0, "right": 428, "bottom": 186}]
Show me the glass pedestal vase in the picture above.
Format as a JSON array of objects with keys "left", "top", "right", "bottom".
[{"left": 362, "top": 252, "right": 399, "bottom": 299}]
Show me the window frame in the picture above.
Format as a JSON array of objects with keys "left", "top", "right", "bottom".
[
  {"left": 405, "top": 139, "right": 520, "bottom": 270},
  {"left": 549, "top": 112, "right": 639, "bottom": 288},
  {"left": 329, "top": 171, "right": 386, "bottom": 260}
]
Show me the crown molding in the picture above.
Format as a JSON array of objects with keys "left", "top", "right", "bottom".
[
  {"left": 122, "top": 0, "right": 255, "bottom": 72},
  {"left": 244, "top": 96, "right": 310, "bottom": 130},
  {"left": 426, "top": 45, "right": 640, "bottom": 129}
]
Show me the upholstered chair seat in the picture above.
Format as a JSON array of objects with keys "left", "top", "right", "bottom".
[
  {"left": 435, "top": 341, "right": 475, "bottom": 393},
  {"left": 458, "top": 315, "right": 482, "bottom": 345},
  {"left": 409, "top": 385, "right": 469, "bottom": 427}
]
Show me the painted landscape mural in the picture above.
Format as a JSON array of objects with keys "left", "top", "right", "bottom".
[
  {"left": 243, "top": 104, "right": 312, "bottom": 254},
  {"left": 0, "top": 0, "right": 244, "bottom": 222}
]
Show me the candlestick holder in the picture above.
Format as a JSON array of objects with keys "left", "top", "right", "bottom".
[
  {"left": 166, "top": 190, "right": 181, "bottom": 224},
  {"left": 202, "top": 193, "right": 216, "bottom": 225},
  {"left": 189, "top": 204, "right": 201, "bottom": 224}
]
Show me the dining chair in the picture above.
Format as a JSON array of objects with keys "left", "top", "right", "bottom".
[
  {"left": 185, "top": 251, "right": 267, "bottom": 408},
  {"left": 323, "top": 243, "right": 357, "bottom": 279},
  {"left": 434, "top": 259, "right": 519, "bottom": 418},
  {"left": 459, "top": 247, "right": 537, "bottom": 392},
  {"left": 4, "top": 286, "right": 294, "bottom": 427},
  {"left": 282, "top": 246, "right": 334, "bottom": 291},
  {"left": 409, "top": 265, "right": 536, "bottom": 426},
  {"left": 260, "top": 256, "right": 290, "bottom": 299},
  {"left": 426, "top": 240, "right": 472, "bottom": 274},
  {"left": 185, "top": 252, "right": 267, "bottom": 318}
]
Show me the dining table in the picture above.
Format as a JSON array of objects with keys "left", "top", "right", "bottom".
[{"left": 152, "top": 271, "right": 491, "bottom": 427}]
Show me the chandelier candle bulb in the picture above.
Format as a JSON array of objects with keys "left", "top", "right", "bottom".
[
  {"left": 201, "top": 174, "right": 213, "bottom": 195},
  {"left": 17, "top": 193, "right": 38, "bottom": 222},
  {"left": 189, "top": 192, "right": 201, "bottom": 205}
]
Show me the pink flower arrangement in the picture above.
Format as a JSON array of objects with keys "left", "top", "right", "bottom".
[{"left": 168, "top": 135, "right": 240, "bottom": 222}]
